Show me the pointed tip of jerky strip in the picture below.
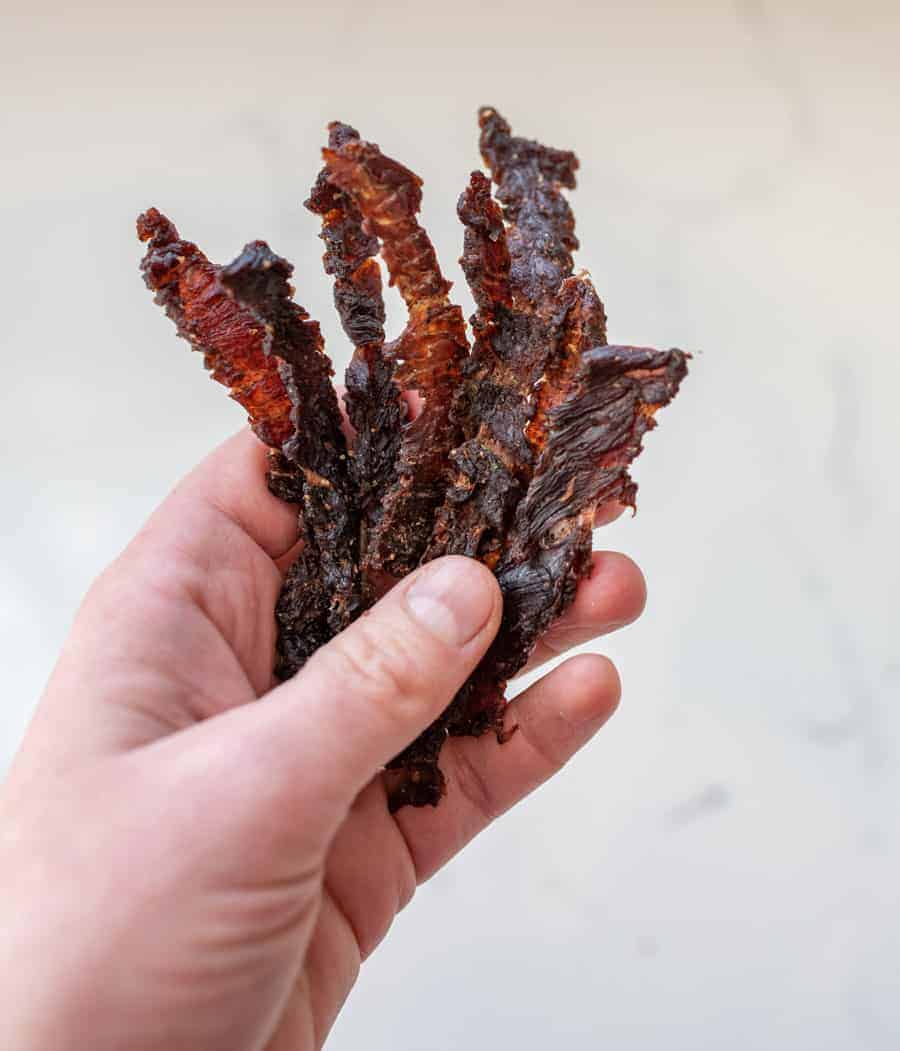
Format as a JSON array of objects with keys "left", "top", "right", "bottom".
[
  {"left": 136, "top": 207, "right": 179, "bottom": 247},
  {"left": 326, "top": 120, "right": 361, "bottom": 149},
  {"left": 457, "top": 170, "right": 505, "bottom": 239},
  {"left": 477, "top": 106, "right": 579, "bottom": 189},
  {"left": 219, "top": 240, "right": 297, "bottom": 309}
]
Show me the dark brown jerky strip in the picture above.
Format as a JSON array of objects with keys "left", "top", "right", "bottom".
[
  {"left": 305, "top": 123, "right": 406, "bottom": 585},
  {"left": 427, "top": 109, "right": 589, "bottom": 565},
  {"left": 389, "top": 112, "right": 593, "bottom": 806},
  {"left": 476, "top": 343, "right": 690, "bottom": 717},
  {"left": 387, "top": 112, "right": 686, "bottom": 809},
  {"left": 218, "top": 241, "right": 360, "bottom": 675},
  {"left": 444, "top": 278, "right": 620, "bottom": 731},
  {"left": 479, "top": 106, "right": 580, "bottom": 314},
  {"left": 136, "top": 211, "right": 352, "bottom": 677},
  {"left": 323, "top": 129, "right": 470, "bottom": 575},
  {"left": 389, "top": 342, "right": 689, "bottom": 810}
]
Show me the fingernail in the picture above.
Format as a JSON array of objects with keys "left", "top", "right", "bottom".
[{"left": 406, "top": 558, "right": 495, "bottom": 648}]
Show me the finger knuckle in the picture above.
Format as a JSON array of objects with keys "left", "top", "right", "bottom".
[
  {"left": 447, "top": 742, "right": 500, "bottom": 824},
  {"left": 325, "top": 617, "right": 431, "bottom": 716}
]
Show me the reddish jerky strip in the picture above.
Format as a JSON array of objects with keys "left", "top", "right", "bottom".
[
  {"left": 305, "top": 124, "right": 406, "bottom": 574},
  {"left": 323, "top": 129, "right": 470, "bottom": 575},
  {"left": 516, "top": 345, "right": 690, "bottom": 546},
  {"left": 137, "top": 209, "right": 295, "bottom": 451},
  {"left": 425, "top": 172, "right": 522, "bottom": 564},
  {"left": 219, "top": 241, "right": 360, "bottom": 670},
  {"left": 137, "top": 211, "right": 352, "bottom": 677},
  {"left": 218, "top": 242, "right": 350, "bottom": 501}
]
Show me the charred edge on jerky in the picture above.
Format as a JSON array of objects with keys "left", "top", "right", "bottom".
[
  {"left": 322, "top": 127, "right": 470, "bottom": 575},
  {"left": 452, "top": 285, "right": 618, "bottom": 731},
  {"left": 219, "top": 241, "right": 361, "bottom": 664}
]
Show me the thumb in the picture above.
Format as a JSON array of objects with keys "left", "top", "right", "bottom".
[{"left": 156, "top": 556, "right": 501, "bottom": 864}]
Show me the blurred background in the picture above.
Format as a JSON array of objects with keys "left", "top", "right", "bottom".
[{"left": 2, "top": 0, "right": 898, "bottom": 1046}]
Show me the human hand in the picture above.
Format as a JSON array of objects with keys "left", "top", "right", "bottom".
[{"left": 0, "top": 430, "right": 645, "bottom": 1051}]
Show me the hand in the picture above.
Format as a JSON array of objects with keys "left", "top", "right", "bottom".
[{"left": 0, "top": 431, "right": 645, "bottom": 1051}]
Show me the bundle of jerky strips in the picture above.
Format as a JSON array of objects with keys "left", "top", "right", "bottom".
[{"left": 137, "top": 108, "right": 689, "bottom": 810}]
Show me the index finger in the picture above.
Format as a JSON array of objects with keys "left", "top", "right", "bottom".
[{"left": 164, "top": 429, "right": 300, "bottom": 561}]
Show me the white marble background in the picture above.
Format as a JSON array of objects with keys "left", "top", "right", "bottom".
[{"left": 2, "top": 1, "right": 898, "bottom": 1046}]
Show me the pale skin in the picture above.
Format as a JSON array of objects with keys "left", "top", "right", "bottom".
[{"left": 0, "top": 429, "right": 646, "bottom": 1051}]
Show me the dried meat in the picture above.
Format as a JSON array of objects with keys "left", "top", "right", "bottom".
[
  {"left": 137, "top": 209, "right": 296, "bottom": 451},
  {"left": 137, "top": 212, "right": 356, "bottom": 676},
  {"left": 322, "top": 127, "right": 470, "bottom": 575},
  {"left": 386, "top": 112, "right": 687, "bottom": 808},
  {"left": 136, "top": 109, "right": 690, "bottom": 812},
  {"left": 426, "top": 109, "right": 592, "bottom": 565},
  {"left": 305, "top": 124, "right": 406, "bottom": 595},
  {"left": 219, "top": 241, "right": 360, "bottom": 669}
]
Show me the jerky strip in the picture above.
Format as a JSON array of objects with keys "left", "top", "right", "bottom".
[
  {"left": 448, "top": 281, "right": 621, "bottom": 731},
  {"left": 137, "top": 209, "right": 295, "bottom": 452},
  {"left": 390, "top": 108, "right": 595, "bottom": 806},
  {"left": 305, "top": 123, "right": 406, "bottom": 576},
  {"left": 219, "top": 241, "right": 360, "bottom": 673},
  {"left": 481, "top": 343, "right": 691, "bottom": 716},
  {"left": 424, "top": 172, "right": 522, "bottom": 564},
  {"left": 389, "top": 343, "right": 688, "bottom": 809},
  {"left": 427, "top": 110, "right": 589, "bottom": 565},
  {"left": 478, "top": 106, "right": 580, "bottom": 313},
  {"left": 388, "top": 110, "right": 683, "bottom": 808},
  {"left": 136, "top": 211, "right": 349, "bottom": 677},
  {"left": 323, "top": 128, "right": 470, "bottom": 574}
]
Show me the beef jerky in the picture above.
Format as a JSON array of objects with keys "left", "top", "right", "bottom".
[
  {"left": 219, "top": 241, "right": 360, "bottom": 673},
  {"left": 305, "top": 124, "right": 406, "bottom": 586},
  {"left": 137, "top": 212, "right": 354, "bottom": 676},
  {"left": 136, "top": 111, "right": 690, "bottom": 813},
  {"left": 424, "top": 171, "right": 521, "bottom": 564},
  {"left": 389, "top": 111, "right": 597, "bottom": 803},
  {"left": 479, "top": 106, "right": 580, "bottom": 313},
  {"left": 452, "top": 278, "right": 619, "bottom": 725},
  {"left": 137, "top": 208, "right": 296, "bottom": 452},
  {"left": 480, "top": 343, "right": 688, "bottom": 713},
  {"left": 388, "top": 341, "right": 688, "bottom": 810},
  {"left": 426, "top": 109, "right": 592, "bottom": 566},
  {"left": 322, "top": 127, "right": 470, "bottom": 575},
  {"left": 386, "top": 112, "right": 686, "bottom": 809}
]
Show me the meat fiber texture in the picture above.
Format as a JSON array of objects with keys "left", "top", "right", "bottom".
[{"left": 137, "top": 108, "right": 689, "bottom": 810}]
